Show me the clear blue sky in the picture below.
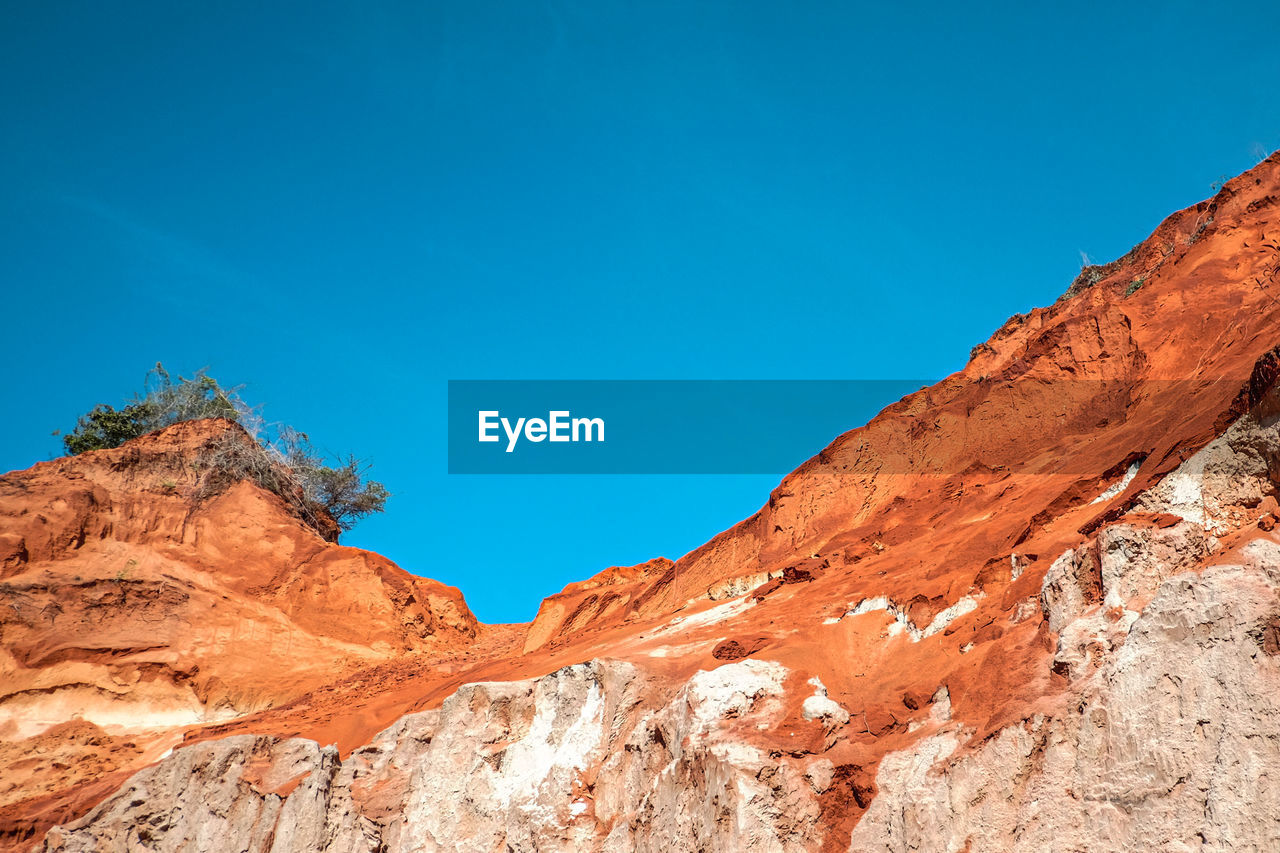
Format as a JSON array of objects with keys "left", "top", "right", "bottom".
[{"left": 2, "top": 1, "right": 1277, "bottom": 622}]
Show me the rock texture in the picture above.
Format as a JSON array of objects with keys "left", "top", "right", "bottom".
[
  {"left": 848, "top": 403, "right": 1280, "bottom": 852},
  {"left": 6, "top": 154, "right": 1280, "bottom": 851},
  {"left": 38, "top": 658, "right": 823, "bottom": 852},
  {"left": 0, "top": 421, "right": 481, "bottom": 850}
]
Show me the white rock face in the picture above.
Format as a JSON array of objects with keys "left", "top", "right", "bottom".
[
  {"left": 39, "top": 735, "right": 338, "bottom": 853},
  {"left": 1096, "top": 520, "right": 1209, "bottom": 605},
  {"left": 398, "top": 663, "right": 610, "bottom": 852},
  {"left": 801, "top": 677, "right": 850, "bottom": 725},
  {"left": 38, "top": 659, "right": 829, "bottom": 853},
  {"left": 847, "top": 402, "right": 1280, "bottom": 852},
  {"left": 1136, "top": 400, "right": 1280, "bottom": 533},
  {"left": 847, "top": 562, "right": 1280, "bottom": 852}
]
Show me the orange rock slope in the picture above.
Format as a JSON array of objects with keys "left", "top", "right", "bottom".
[
  {"left": 0, "top": 420, "right": 483, "bottom": 849},
  {"left": 4, "top": 153, "right": 1280, "bottom": 851}
]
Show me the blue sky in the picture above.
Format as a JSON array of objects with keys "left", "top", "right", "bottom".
[{"left": 2, "top": 1, "right": 1278, "bottom": 622}]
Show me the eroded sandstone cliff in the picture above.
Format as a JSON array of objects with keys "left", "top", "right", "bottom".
[
  {"left": 0, "top": 421, "right": 483, "bottom": 849},
  {"left": 6, "top": 153, "right": 1280, "bottom": 851}
]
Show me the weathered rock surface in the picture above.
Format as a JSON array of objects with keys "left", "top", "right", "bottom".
[
  {"left": 34, "top": 397, "right": 1280, "bottom": 852},
  {"left": 0, "top": 421, "right": 480, "bottom": 849},
  {"left": 848, "top": 405, "right": 1280, "bottom": 852},
  {"left": 39, "top": 657, "right": 831, "bottom": 852},
  {"left": 7, "top": 154, "right": 1280, "bottom": 851}
]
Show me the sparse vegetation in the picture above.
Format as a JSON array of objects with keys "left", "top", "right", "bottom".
[
  {"left": 115, "top": 559, "right": 137, "bottom": 582},
  {"left": 1126, "top": 276, "right": 1146, "bottom": 297},
  {"left": 1061, "top": 261, "right": 1108, "bottom": 300},
  {"left": 62, "top": 365, "right": 239, "bottom": 454},
  {"left": 63, "top": 363, "right": 388, "bottom": 538},
  {"left": 1188, "top": 214, "right": 1212, "bottom": 245}
]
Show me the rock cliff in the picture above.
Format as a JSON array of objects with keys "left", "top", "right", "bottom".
[
  {"left": 6, "top": 153, "right": 1280, "bottom": 851},
  {"left": 0, "top": 421, "right": 481, "bottom": 849}
]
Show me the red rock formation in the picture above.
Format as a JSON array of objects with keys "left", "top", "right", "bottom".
[
  {"left": 0, "top": 420, "right": 479, "bottom": 850},
  {"left": 6, "top": 154, "right": 1280, "bottom": 851}
]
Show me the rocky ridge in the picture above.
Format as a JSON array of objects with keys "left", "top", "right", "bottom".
[{"left": 5, "top": 153, "right": 1280, "bottom": 851}]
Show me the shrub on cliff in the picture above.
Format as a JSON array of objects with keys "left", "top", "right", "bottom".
[
  {"left": 61, "top": 401, "right": 158, "bottom": 454},
  {"left": 62, "top": 363, "right": 388, "bottom": 537},
  {"left": 280, "top": 433, "right": 392, "bottom": 533},
  {"left": 62, "top": 365, "right": 239, "bottom": 453}
]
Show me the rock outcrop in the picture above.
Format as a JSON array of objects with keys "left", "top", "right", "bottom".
[
  {"left": 0, "top": 420, "right": 480, "bottom": 850},
  {"left": 6, "top": 153, "right": 1280, "bottom": 851}
]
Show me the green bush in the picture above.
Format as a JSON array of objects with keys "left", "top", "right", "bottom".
[
  {"left": 62, "top": 363, "right": 388, "bottom": 537},
  {"left": 63, "top": 364, "right": 239, "bottom": 454},
  {"left": 279, "top": 432, "right": 391, "bottom": 532},
  {"left": 63, "top": 401, "right": 158, "bottom": 453}
]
